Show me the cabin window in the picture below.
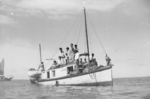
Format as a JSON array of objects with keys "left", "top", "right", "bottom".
[
  {"left": 67, "top": 66, "right": 73, "bottom": 74},
  {"left": 47, "top": 71, "right": 50, "bottom": 78},
  {"left": 52, "top": 70, "right": 55, "bottom": 77}
]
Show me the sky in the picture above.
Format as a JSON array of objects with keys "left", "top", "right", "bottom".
[{"left": 0, "top": 0, "right": 150, "bottom": 79}]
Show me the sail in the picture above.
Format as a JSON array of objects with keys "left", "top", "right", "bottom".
[{"left": 0, "top": 58, "right": 4, "bottom": 75}]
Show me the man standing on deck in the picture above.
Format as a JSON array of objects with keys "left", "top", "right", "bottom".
[
  {"left": 59, "top": 48, "right": 65, "bottom": 64},
  {"left": 79, "top": 58, "right": 83, "bottom": 65},
  {"left": 90, "top": 53, "right": 95, "bottom": 61},
  {"left": 69, "top": 43, "right": 75, "bottom": 62},
  {"left": 90, "top": 53, "right": 97, "bottom": 66},
  {"left": 74, "top": 44, "right": 80, "bottom": 73},
  {"left": 105, "top": 54, "right": 111, "bottom": 65},
  {"left": 65, "top": 47, "right": 70, "bottom": 64},
  {"left": 38, "top": 62, "right": 45, "bottom": 71}
]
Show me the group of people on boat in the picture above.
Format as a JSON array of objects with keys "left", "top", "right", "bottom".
[
  {"left": 58, "top": 43, "right": 77, "bottom": 64},
  {"left": 50, "top": 43, "right": 112, "bottom": 70},
  {"left": 37, "top": 43, "right": 112, "bottom": 73},
  {"left": 50, "top": 43, "right": 81, "bottom": 69}
]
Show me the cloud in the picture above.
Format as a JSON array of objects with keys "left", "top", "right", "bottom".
[
  {"left": 17, "top": 0, "right": 125, "bottom": 11},
  {"left": 18, "top": 0, "right": 80, "bottom": 10},
  {"left": 1, "top": 0, "right": 81, "bottom": 16},
  {"left": 122, "top": 0, "right": 150, "bottom": 19},
  {"left": 86, "top": 0, "right": 125, "bottom": 11},
  {"left": 0, "top": 0, "right": 125, "bottom": 18},
  {"left": 0, "top": 14, "right": 16, "bottom": 25}
]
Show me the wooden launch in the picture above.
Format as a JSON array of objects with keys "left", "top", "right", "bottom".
[{"left": 28, "top": 7, "right": 113, "bottom": 86}]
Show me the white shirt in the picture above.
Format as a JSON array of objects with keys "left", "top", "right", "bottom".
[
  {"left": 57, "top": 59, "right": 61, "bottom": 64},
  {"left": 75, "top": 52, "right": 79, "bottom": 60},
  {"left": 38, "top": 64, "right": 44, "bottom": 71},
  {"left": 90, "top": 56, "right": 95, "bottom": 60},
  {"left": 60, "top": 51, "right": 65, "bottom": 58}
]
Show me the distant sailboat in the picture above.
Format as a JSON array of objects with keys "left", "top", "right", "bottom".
[{"left": 0, "top": 58, "right": 13, "bottom": 81}]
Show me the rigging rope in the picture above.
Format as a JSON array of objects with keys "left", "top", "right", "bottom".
[
  {"left": 71, "top": 13, "right": 82, "bottom": 43},
  {"left": 47, "top": 12, "right": 82, "bottom": 64},
  {"left": 86, "top": 13, "right": 107, "bottom": 55},
  {"left": 89, "top": 31, "right": 93, "bottom": 54},
  {"left": 76, "top": 16, "right": 83, "bottom": 45},
  {"left": 88, "top": 66, "right": 98, "bottom": 86},
  {"left": 84, "top": 11, "right": 107, "bottom": 86}
]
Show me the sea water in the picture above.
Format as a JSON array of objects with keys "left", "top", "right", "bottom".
[{"left": 0, "top": 77, "right": 150, "bottom": 99}]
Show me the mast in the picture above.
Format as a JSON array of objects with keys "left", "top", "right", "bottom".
[
  {"left": 84, "top": 7, "right": 90, "bottom": 62},
  {"left": 39, "top": 44, "right": 42, "bottom": 63}
]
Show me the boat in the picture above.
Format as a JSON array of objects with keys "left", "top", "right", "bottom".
[
  {"left": 28, "top": 7, "right": 114, "bottom": 86},
  {"left": 0, "top": 58, "right": 13, "bottom": 81}
]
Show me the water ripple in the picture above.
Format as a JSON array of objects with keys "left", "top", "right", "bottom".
[{"left": 0, "top": 77, "right": 150, "bottom": 99}]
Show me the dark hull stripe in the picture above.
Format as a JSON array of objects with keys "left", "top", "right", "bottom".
[
  {"left": 57, "top": 81, "right": 112, "bottom": 86},
  {"left": 38, "top": 66, "right": 112, "bottom": 82}
]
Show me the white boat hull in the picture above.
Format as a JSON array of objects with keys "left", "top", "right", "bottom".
[{"left": 31, "top": 66, "right": 113, "bottom": 86}]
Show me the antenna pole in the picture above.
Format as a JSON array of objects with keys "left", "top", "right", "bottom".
[
  {"left": 39, "top": 44, "right": 42, "bottom": 63},
  {"left": 84, "top": 7, "right": 90, "bottom": 62}
]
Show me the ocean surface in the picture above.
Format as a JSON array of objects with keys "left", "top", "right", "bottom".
[{"left": 0, "top": 77, "right": 150, "bottom": 99}]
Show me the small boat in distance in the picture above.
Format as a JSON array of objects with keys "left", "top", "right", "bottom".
[
  {"left": 28, "top": 7, "right": 114, "bottom": 86},
  {"left": 0, "top": 58, "right": 13, "bottom": 81}
]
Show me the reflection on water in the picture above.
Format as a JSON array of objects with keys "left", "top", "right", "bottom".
[{"left": 0, "top": 77, "right": 150, "bottom": 99}]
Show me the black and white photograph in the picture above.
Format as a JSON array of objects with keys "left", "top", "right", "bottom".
[{"left": 0, "top": 0, "right": 150, "bottom": 99}]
